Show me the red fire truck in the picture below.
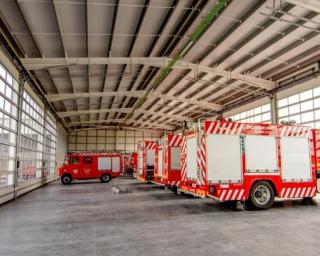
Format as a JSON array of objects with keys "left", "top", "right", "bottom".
[
  {"left": 58, "top": 152, "right": 122, "bottom": 184},
  {"left": 122, "top": 152, "right": 138, "bottom": 176},
  {"left": 137, "top": 141, "right": 158, "bottom": 181},
  {"left": 131, "top": 152, "right": 138, "bottom": 174},
  {"left": 154, "top": 134, "right": 182, "bottom": 189},
  {"left": 180, "top": 120, "right": 318, "bottom": 209}
]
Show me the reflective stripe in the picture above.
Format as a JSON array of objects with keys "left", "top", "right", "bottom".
[
  {"left": 220, "top": 190, "right": 227, "bottom": 201},
  {"left": 284, "top": 188, "right": 291, "bottom": 198},
  {"left": 238, "top": 189, "right": 245, "bottom": 200},
  {"left": 225, "top": 190, "right": 233, "bottom": 201},
  {"left": 289, "top": 188, "right": 296, "bottom": 198},
  {"left": 231, "top": 189, "right": 239, "bottom": 200}
]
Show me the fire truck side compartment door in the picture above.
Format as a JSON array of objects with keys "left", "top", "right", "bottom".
[
  {"left": 112, "top": 157, "right": 120, "bottom": 172},
  {"left": 138, "top": 150, "right": 143, "bottom": 175},
  {"left": 245, "top": 135, "right": 278, "bottom": 172},
  {"left": 280, "top": 137, "right": 312, "bottom": 181},
  {"left": 98, "top": 157, "right": 111, "bottom": 171},
  {"left": 186, "top": 137, "right": 197, "bottom": 179},
  {"left": 158, "top": 150, "right": 163, "bottom": 177},
  {"left": 206, "top": 134, "right": 242, "bottom": 183},
  {"left": 170, "top": 147, "right": 181, "bottom": 170},
  {"left": 146, "top": 149, "right": 155, "bottom": 167}
]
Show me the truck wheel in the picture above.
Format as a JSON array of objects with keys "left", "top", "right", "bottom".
[
  {"left": 61, "top": 174, "right": 72, "bottom": 185},
  {"left": 101, "top": 174, "right": 111, "bottom": 183},
  {"left": 250, "top": 181, "right": 274, "bottom": 210}
]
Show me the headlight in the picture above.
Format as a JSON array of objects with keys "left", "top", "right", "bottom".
[{"left": 209, "top": 186, "right": 215, "bottom": 193}]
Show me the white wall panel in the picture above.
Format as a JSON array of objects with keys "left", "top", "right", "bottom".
[
  {"left": 126, "top": 137, "right": 134, "bottom": 144},
  {"left": 77, "top": 131, "right": 86, "bottom": 136},
  {"left": 106, "top": 137, "right": 116, "bottom": 143},
  {"left": 97, "top": 130, "right": 105, "bottom": 136},
  {"left": 68, "top": 144, "right": 76, "bottom": 151},
  {"left": 87, "top": 137, "right": 96, "bottom": 143},
  {"left": 117, "top": 137, "right": 125, "bottom": 143},
  {"left": 106, "top": 144, "right": 116, "bottom": 151},
  {"left": 77, "top": 144, "right": 86, "bottom": 151},
  {"left": 88, "top": 130, "right": 96, "bottom": 136},
  {"left": 68, "top": 129, "right": 160, "bottom": 153},
  {"left": 77, "top": 137, "right": 86, "bottom": 143},
  {"left": 87, "top": 144, "right": 96, "bottom": 150},
  {"left": 68, "top": 136, "right": 76, "bottom": 143},
  {"left": 97, "top": 144, "right": 106, "bottom": 150},
  {"left": 107, "top": 130, "right": 116, "bottom": 136}
]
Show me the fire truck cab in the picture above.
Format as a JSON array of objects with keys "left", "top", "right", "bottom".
[{"left": 58, "top": 152, "right": 122, "bottom": 184}]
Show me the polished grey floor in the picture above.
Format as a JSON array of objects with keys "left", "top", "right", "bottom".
[{"left": 0, "top": 178, "right": 319, "bottom": 256}]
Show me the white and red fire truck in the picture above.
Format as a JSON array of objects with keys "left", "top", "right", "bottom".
[
  {"left": 58, "top": 152, "right": 122, "bottom": 184},
  {"left": 154, "top": 134, "right": 182, "bottom": 189},
  {"left": 180, "top": 120, "right": 318, "bottom": 209},
  {"left": 137, "top": 141, "right": 158, "bottom": 182}
]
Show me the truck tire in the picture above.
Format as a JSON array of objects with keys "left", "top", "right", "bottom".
[
  {"left": 249, "top": 181, "right": 275, "bottom": 210},
  {"left": 100, "top": 174, "right": 111, "bottom": 183},
  {"left": 61, "top": 174, "right": 72, "bottom": 185}
]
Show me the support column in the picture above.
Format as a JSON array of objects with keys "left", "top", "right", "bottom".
[
  {"left": 14, "top": 74, "right": 25, "bottom": 198},
  {"left": 41, "top": 108, "right": 47, "bottom": 179},
  {"left": 270, "top": 93, "right": 278, "bottom": 124}
]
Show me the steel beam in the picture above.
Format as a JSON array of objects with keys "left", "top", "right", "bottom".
[
  {"left": 46, "top": 91, "right": 145, "bottom": 102},
  {"left": 72, "top": 126, "right": 163, "bottom": 134},
  {"left": 21, "top": 57, "right": 274, "bottom": 89},
  {"left": 65, "top": 118, "right": 174, "bottom": 130},
  {"left": 21, "top": 57, "right": 168, "bottom": 70},
  {"left": 285, "top": 0, "right": 320, "bottom": 14},
  {"left": 45, "top": 90, "right": 221, "bottom": 110},
  {"left": 57, "top": 108, "right": 133, "bottom": 118},
  {"left": 57, "top": 107, "right": 192, "bottom": 121}
]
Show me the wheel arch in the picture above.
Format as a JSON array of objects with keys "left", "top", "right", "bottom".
[
  {"left": 61, "top": 172, "right": 73, "bottom": 179},
  {"left": 249, "top": 179, "right": 278, "bottom": 197}
]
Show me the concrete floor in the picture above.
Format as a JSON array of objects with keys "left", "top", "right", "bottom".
[{"left": 0, "top": 178, "right": 320, "bottom": 256}]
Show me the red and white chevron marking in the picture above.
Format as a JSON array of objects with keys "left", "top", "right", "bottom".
[
  {"left": 169, "top": 180, "right": 180, "bottom": 187},
  {"left": 78, "top": 152, "right": 120, "bottom": 156},
  {"left": 219, "top": 189, "right": 245, "bottom": 201},
  {"left": 169, "top": 134, "right": 182, "bottom": 147},
  {"left": 181, "top": 136, "right": 187, "bottom": 182},
  {"left": 206, "top": 122, "right": 244, "bottom": 135},
  {"left": 146, "top": 142, "right": 156, "bottom": 150},
  {"left": 280, "top": 126, "right": 310, "bottom": 137},
  {"left": 197, "top": 135, "right": 206, "bottom": 186},
  {"left": 280, "top": 186, "right": 316, "bottom": 198}
]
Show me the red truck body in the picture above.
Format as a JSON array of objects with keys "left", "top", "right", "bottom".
[
  {"left": 58, "top": 152, "right": 122, "bottom": 184},
  {"left": 154, "top": 134, "right": 182, "bottom": 188},
  {"left": 180, "top": 120, "right": 319, "bottom": 209}
]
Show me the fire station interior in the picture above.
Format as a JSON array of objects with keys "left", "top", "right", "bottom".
[{"left": 0, "top": 0, "right": 319, "bottom": 255}]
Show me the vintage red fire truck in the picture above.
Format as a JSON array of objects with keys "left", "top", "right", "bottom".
[
  {"left": 58, "top": 152, "right": 122, "bottom": 184},
  {"left": 154, "top": 134, "right": 182, "bottom": 189},
  {"left": 180, "top": 120, "right": 318, "bottom": 209},
  {"left": 137, "top": 141, "right": 158, "bottom": 181}
]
